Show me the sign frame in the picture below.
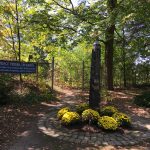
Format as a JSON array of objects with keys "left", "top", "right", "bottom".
[{"left": 0, "top": 60, "right": 37, "bottom": 74}]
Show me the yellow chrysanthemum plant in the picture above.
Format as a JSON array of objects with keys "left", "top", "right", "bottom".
[
  {"left": 76, "top": 103, "right": 89, "bottom": 114},
  {"left": 56, "top": 104, "right": 132, "bottom": 131},
  {"left": 98, "top": 116, "right": 118, "bottom": 130},
  {"left": 57, "top": 107, "right": 70, "bottom": 119},
  {"left": 100, "top": 106, "right": 118, "bottom": 116},
  {"left": 112, "top": 112, "right": 131, "bottom": 127},
  {"left": 61, "top": 112, "right": 80, "bottom": 126},
  {"left": 82, "top": 109, "right": 100, "bottom": 124}
]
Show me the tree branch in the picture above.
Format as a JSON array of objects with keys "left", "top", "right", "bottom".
[
  {"left": 69, "top": 0, "right": 75, "bottom": 11},
  {"left": 51, "top": 0, "right": 94, "bottom": 26}
]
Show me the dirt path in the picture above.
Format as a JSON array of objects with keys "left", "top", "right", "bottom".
[
  {"left": 0, "top": 88, "right": 150, "bottom": 150},
  {"left": 2, "top": 88, "right": 89, "bottom": 150}
]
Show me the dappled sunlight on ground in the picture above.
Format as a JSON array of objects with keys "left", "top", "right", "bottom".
[
  {"left": 105, "top": 89, "right": 150, "bottom": 119},
  {"left": 110, "top": 91, "right": 134, "bottom": 100},
  {"left": 41, "top": 101, "right": 61, "bottom": 107},
  {"left": 37, "top": 113, "right": 45, "bottom": 117},
  {"left": 0, "top": 103, "right": 55, "bottom": 150},
  {"left": 1, "top": 87, "right": 150, "bottom": 150},
  {"left": 17, "top": 131, "right": 30, "bottom": 137}
]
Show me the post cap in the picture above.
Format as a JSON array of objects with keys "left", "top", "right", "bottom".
[{"left": 93, "top": 40, "right": 100, "bottom": 46}]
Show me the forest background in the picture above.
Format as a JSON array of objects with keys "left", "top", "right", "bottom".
[{"left": 0, "top": 0, "right": 149, "bottom": 91}]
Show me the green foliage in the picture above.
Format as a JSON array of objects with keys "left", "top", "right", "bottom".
[
  {"left": 57, "top": 107, "right": 70, "bottom": 119},
  {"left": 134, "top": 91, "right": 150, "bottom": 108},
  {"left": 76, "top": 103, "right": 89, "bottom": 114},
  {"left": 82, "top": 109, "right": 100, "bottom": 123},
  {"left": 100, "top": 106, "right": 118, "bottom": 116},
  {"left": 98, "top": 116, "right": 118, "bottom": 130},
  {"left": 0, "top": 75, "right": 14, "bottom": 105},
  {"left": 113, "top": 112, "right": 131, "bottom": 127},
  {"left": 55, "top": 44, "right": 91, "bottom": 88},
  {"left": 61, "top": 112, "right": 80, "bottom": 126},
  {"left": 0, "top": 74, "right": 55, "bottom": 105},
  {"left": 101, "top": 88, "right": 112, "bottom": 101},
  {"left": 15, "top": 91, "right": 54, "bottom": 105},
  {"left": 40, "top": 91, "right": 54, "bottom": 102},
  {"left": 19, "top": 91, "right": 39, "bottom": 104},
  {"left": 0, "top": 0, "right": 149, "bottom": 90}
]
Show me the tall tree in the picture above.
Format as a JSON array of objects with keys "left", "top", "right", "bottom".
[
  {"left": 15, "top": 0, "right": 21, "bottom": 61},
  {"left": 105, "top": 0, "right": 117, "bottom": 90}
]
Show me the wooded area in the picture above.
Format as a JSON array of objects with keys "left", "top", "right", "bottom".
[{"left": 0, "top": 0, "right": 149, "bottom": 89}]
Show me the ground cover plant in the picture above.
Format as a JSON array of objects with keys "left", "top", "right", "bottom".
[
  {"left": 0, "top": 75, "right": 55, "bottom": 106},
  {"left": 82, "top": 109, "right": 100, "bottom": 124},
  {"left": 57, "top": 103, "right": 131, "bottom": 132},
  {"left": 98, "top": 116, "right": 118, "bottom": 130},
  {"left": 134, "top": 91, "right": 150, "bottom": 108},
  {"left": 61, "top": 112, "right": 80, "bottom": 125},
  {"left": 0, "top": 75, "right": 14, "bottom": 105},
  {"left": 112, "top": 112, "right": 131, "bottom": 127},
  {"left": 57, "top": 107, "right": 70, "bottom": 119},
  {"left": 100, "top": 106, "right": 118, "bottom": 116}
]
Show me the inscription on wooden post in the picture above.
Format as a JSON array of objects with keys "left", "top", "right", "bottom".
[{"left": 89, "top": 41, "right": 101, "bottom": 109}]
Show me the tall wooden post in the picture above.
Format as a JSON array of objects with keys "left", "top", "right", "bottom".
[
  {"left": 89, "top": 41, "right": 101, "bottom": 109},
  {"left": 51, "top": 57, "right": 54, "bottom": 90},
  {"left": 82, "top": 60, "right": 85, "bottom": 91}
]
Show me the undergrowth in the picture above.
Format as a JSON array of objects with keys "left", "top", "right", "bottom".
[{"left": 0, "top": 75, "right": 56, "bottom": 105}]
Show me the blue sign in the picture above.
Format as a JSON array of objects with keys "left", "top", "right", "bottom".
[{"left": 0, "top": 60, "right": 37, "bottom": 74}]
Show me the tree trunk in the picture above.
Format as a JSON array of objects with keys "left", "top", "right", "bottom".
[
  {"left": 9, "top": 19, "right": 17, "bottom": 60},
  {"left": 105, "top": 0, "right": 117, "bottom": 90},
  {"left": 105, "top": 25, "right": 115, "bottom": 90},
  {"left": 15, "top": 0, "right": 21, "bottom": 62},
  {"left": 122, "top": 28, "right": 126, "bottom": 88},
  {"left": 15, "top": 0, "right": 22, "bottom": 81}
]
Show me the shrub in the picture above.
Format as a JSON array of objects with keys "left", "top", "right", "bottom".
[
  {"left": 113, "top": 112, "right": 131, "bottom": 127},
  {"left": 134, "top": 91, "right": 150, "bottom": 108},
  {"left": 82, "top": 109, "right": 100, "bottom": 123},
  {"left": 57, "top": 107, "right": 70, "bottom": 119},
  {"left": 21, "top": 91, "right": 39, "bottom": 104},
  {"left": 98, "top": 116, "right": 118, "bottom": 130},
  {"left": 61, "top": 112, "right": 80, "bottom": 126},
  {"left": 76, "top": 103, "right": 89, "bottom": 114},
  {"left": 39, "top": 91, "right": 54, "bottom": 102},
  {"left": 100, "top": 106, "right": 118, "bottom": 116},
  {"left": 0, "top": 75, "right": 14, "bottom": 105}
]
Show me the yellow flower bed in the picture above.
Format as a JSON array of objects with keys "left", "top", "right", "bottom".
[
  {"left": 57, "top": 107, "right": 70, "bottom": 119},
  {"left": 61, "top": 112, "right": 80, "bottom": 125},
  {"left": 98, "top": 116, "right": 118, "bottom": 130}
]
